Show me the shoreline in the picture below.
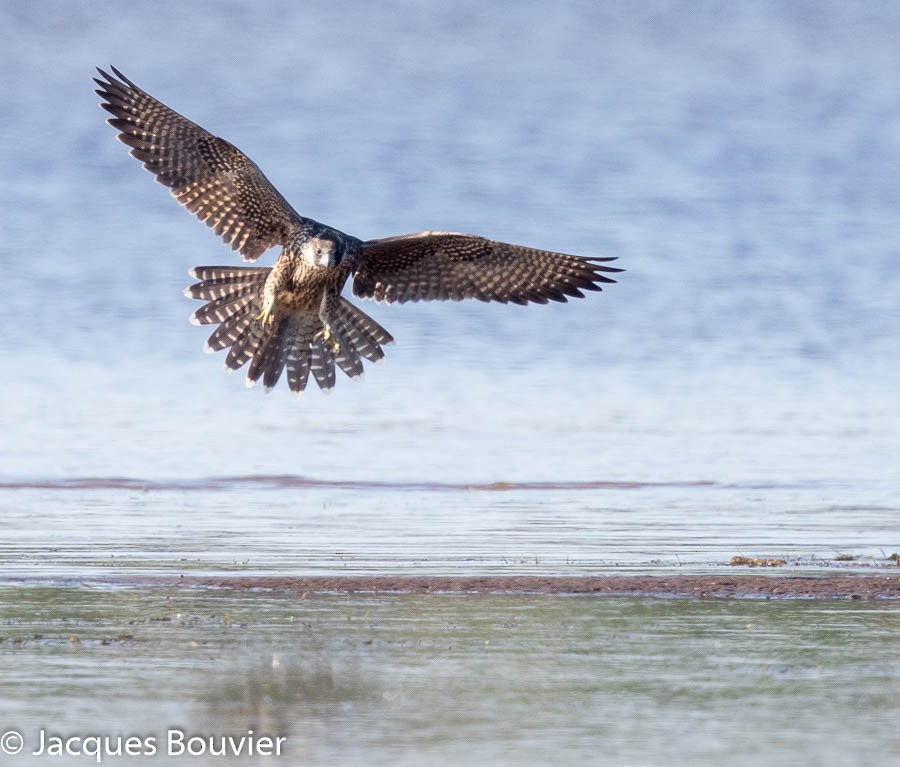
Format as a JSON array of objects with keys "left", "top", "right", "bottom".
[{"left": 163, "top": 574, "right": 900, "bottom": 599}]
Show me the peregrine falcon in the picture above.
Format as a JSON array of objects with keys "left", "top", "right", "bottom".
[{"left": 95, "top": 67, "right": 622, "bottom": 395}]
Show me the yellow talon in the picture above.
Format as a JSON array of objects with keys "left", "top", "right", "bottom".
[
  {"left": 314, "top": 325, "right": 341, "bottom": 354},
  {"left": 256, "top": 298, "right": 276, "bottom": 325}
]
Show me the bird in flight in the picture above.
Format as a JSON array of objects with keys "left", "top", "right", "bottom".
[{"left": 95, "top": 67, "right": 621, "bottom": 395}]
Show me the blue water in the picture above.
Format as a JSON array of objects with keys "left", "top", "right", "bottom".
[
  {"left": 0, "top": 1, "right": 898, "bottom": 575},
  {"left": 2, "top": 6, "right": 899, "bottom": 767}
]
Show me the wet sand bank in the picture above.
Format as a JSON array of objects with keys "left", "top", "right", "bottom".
[{"left": 174, "top": 574, "right": 900, "bottom": 599}]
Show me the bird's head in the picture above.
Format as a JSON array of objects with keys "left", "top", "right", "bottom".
[{"left": 301, "top": 236, "right": 341, "bottom": 268}]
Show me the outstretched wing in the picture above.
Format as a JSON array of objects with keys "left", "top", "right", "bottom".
[
  {"left": 95, "top": 66, "right": 309, "bottom": 261},
  {"left": 353, "top": 231, "right": 622, "bottom": 305}
]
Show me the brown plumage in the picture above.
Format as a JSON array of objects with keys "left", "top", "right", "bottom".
[{"left": 95, "top": 66, "right": 622, "bottom": 396}]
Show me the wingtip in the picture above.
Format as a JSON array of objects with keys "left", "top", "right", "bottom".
[
  {"left": 95, "top": 66, "right": 131, "bottom": 87},
  {"left": 591, "top": 256, "right": 624, "bottom": 273},
  {"left": 109, "top": 65, "right": 134, "bottom": 87}
]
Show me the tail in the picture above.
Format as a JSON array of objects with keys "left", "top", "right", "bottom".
[{"left": 185, "top": 266, "right": 393, "bottom": 395}]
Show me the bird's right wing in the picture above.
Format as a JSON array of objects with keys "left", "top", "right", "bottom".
[{"left": 95, "top": 66, "right": 310, "bottom": 261}]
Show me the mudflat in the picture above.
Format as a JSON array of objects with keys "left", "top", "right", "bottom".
[{"left": 177, "top": 574, "right": 900, "bottom": 599}]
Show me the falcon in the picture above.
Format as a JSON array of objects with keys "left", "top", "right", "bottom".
[{"left": 95, "top": 67, "right": 622, "bottom": 395}]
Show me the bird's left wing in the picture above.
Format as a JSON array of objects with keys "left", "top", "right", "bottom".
[
  {"left": 95, "top": 66, "right": 309, "bottom": 261},
  {"left": 353, "top": 231, "right": 621, "bottom": 305}
]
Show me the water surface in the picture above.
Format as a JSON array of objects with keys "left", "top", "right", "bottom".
[
  {"left": 2, "top": 587, "right": 898, "bottom": 766},
  {"left": 1, "top": 2, "right": 898, "bottom": 765}
]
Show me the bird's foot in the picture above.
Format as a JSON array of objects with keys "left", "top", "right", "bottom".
[
  {"left": 314, "top": 324, "right": 341, "bottom": 354},
  {"left": 256, "top": 298, "right": 276, "bottom": 325}
]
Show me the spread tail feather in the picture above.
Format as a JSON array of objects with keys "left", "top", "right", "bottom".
[{"left": 185, "top": 266, "right": 393, "bottom": 395}]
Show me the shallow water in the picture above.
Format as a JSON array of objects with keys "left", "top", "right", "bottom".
[
  {"left": 1, "top": 587, "right": 898, "bottom": 766},
  {"left": 2, "top": 2, "right": 900, "bottom": 566},
  {"left": 1, "top": 476, "right": 897, "bottom": 580},
  {"left": 1, "top": 1, "right": 899, "bottom": 764},
  {"left": 1, "top": 2, "right": 898, "bottom": 577}
]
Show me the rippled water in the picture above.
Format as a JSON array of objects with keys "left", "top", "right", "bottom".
[
  {"left": 1, "top": 476, "right": 897, "bottom": 579},
  {"left": 3, "top": 6, "right": 899, "bottom": 575},
  {"left": 1, "top": 2, "right": 899, "bottom": 764},
  {"left": 2, "top": 587, "right": 898, "bottom": 767}
]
